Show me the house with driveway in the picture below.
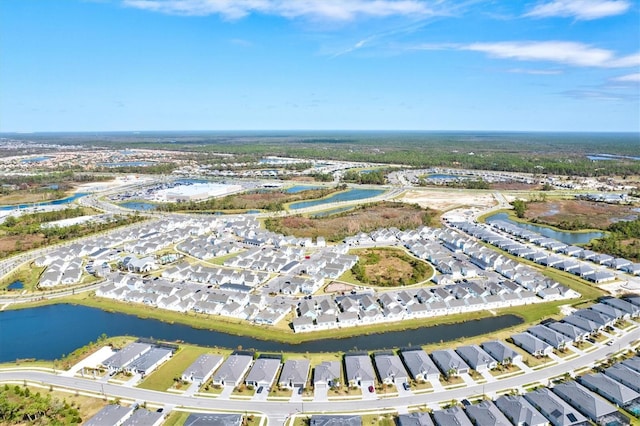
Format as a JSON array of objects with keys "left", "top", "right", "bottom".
[
  {"left": 278, "top": 359, "right": 310, "bottom": 390},
  {"left": 552, "top": 381, "right": 629, "bottom": 426},
  {"left": 455, "top": 345, "right": 497, "bottom": 372},
  {"left": 494, "top": 394, "right": 547, "bottom": 426},
  {"left": 481, "top": 340, "right": 522, "bottom": 365},
  {"left": 344, "top": 354, "right": 376, "bottom": 389},
  {"left": 373, "top": 353, "right": 409, "bottom": 386},
  {"left": 245, "top": 357, "right": 281, "bottom": 389},
  {"left": 511, "top": 333, "right": 553, "bottom": 357},
  {"left": 400, "top": 348, "right": 440, "bottom": 382},
  {"left": 430, "top": 349, "right": 470, "bottom": 377},
  {"left": 314, "top": 361, "right": 342, "bottom": 389},
  {"left": 181, "top": 354, "right": 224, "bottom": 385},
  {"left": 211, "top": 353, "right": 253, "bottom": 387}
]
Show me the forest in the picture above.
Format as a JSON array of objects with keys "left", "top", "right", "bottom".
[{"left": 0, "top": 385, "right": 83, "bottom": 425}]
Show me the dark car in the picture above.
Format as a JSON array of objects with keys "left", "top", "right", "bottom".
[
  {"left": 156, "top": 408, "right": 164, "bottom": 413},
  {"left": 402, "top": 382, "right": 410, "bottom": 391},
  {"left": 297, "top": 387, "right": 303, "bottom": 395},
  {"left": 257, "top": 386, "right": 264, "bottom": 394},
  {"left": 461, "top": 399, "right": 471, "bottom": 407},
  {"left": 368, "top": 385, "right": 374, "bottom": 393}
]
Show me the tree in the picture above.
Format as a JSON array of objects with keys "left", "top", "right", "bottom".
[{"left": 512, "top": 199, "right": 527, "bottom": 218}]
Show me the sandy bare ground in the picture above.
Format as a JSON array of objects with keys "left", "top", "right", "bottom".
[{"left": 399, "top": 189, "right": 497, "bottom": 211}]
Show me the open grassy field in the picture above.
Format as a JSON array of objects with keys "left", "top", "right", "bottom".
[
  {"left": 348, "top": 247, "right": 433, "bottom": 287},
  {"left": 265, "top": 201, "right": 438, "bottom": 241},
  {"left": 0, "top": 262, "right": 46, "bottom": 291}
]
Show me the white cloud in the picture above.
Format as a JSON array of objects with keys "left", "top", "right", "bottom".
[
  {"left": 525, "top": 0, "right": 630, "bottom": 20},
  {"left": 612, "top": 72, "right": 640, "bottom": 82},
  {"left": 462, "top": 41, "right": 638, "bottom": 68},
  {"left": 123, "top": 0, "right": 444, "bottom": 20}
]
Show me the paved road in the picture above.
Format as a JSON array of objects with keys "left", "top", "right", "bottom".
[{"left": 1, "top": 326, "right": 637, "bottom": 419}]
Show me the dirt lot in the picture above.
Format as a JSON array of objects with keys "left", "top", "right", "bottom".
[
  {"left": 265, "top": 202, "right": 437, "bottom": 241},
  {"left": 400, "top": 189, "right": 497, "bottom": 211},
  {"left": 0, "top": 233, "right": 45, "bottom": 255},
  {"left": 525, "top": 199, "right": 638, "bottom": 229}
]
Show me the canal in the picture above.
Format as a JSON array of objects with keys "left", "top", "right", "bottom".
[{"left": 0, "top": 304, "right": 522, "bottom": 361}]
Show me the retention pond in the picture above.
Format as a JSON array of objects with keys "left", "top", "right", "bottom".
[{"left": 0, "top": 304, "right": 522, "bottom": 361}]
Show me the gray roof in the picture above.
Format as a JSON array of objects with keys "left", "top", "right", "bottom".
[
  {"left": 455, "top": 345, "right": 497, "bottom": 370},
  {"left": 465, "top": 400, "right": 512, "bottom": 426},
  {"left": 184, "top": 413, "right": 243, "bottom": 426},
  {"left": 314, "top": 361, "right": 341, "bottom": 385},
  {"left": 552, "top": 381, "right": 618, "bottom": 420},
  {"left": 85, "top": 404, "right": 134, "bottom": 426},
  {"left": 127, "top": 347, "right": 173, "bottom": 374},
  {"left": 396, "top": 412, "right": 435, "bottom": 426},
  {"left": 590, "top": 303, "right": 625, "bottom": 320},
  {"left": 102, "top": 342, "right": 151, "bottom": 370},
  {"left": 494, "top": 394, "right": 548, "bottom": 426},
  {"left": 310, "top": 415, "right": 362, "bottom": 426},
  {"left": 526, "top": 325, "right": 569, "bottom": 349},
  {"left": 400, "top": 349, "right": 440, "bottom": 380},
  {"left": 621, "top": 356, "right": 640, "bottom": 373},
  {"left": 481, "top": 340, "right": 521, "bottom": 364},
  {"left": 431, "top": 406, "right": 473, "bottom": 426},
  {"left": 213, "top": 354, "right": 253, "bottom": 385},
  {"left": 245, "top": 358, "right": 281, "bottom": 386},
  {"left": 562, "top": 315, "right": 601, "bottom": 333},
  {"left": 511, "top": 332, "right": 551, "bottom": 355},
  {"left": 523, "top": 387, "right": 589, "bottom": 426},
  {"left": 604, "top": 363, "right": 640, "bottom": 392},
  {"left": 182, "top": 354, "right": 224, "bottom": 382},
  {"left": 602, "top": 298, "right": 640, "bottom": 315},
  {"left": 573, "top": 308, "right": 614, "bottom": 326},
  {"left": 279, "top": 359, "right": 310, "bottom": 387},
  {"left": 578, "top": 373, "right": 640, "bottom": 406},
  {"left": 373, "top": 353, "right": 409, "bottom": 382},
  {"left": 430, "top": 349, "right": 470, "bottom": 375},
  {"left": 344, "top": 354, "right": 376, "bottom": 383},
  {"left": 121, "top": 408, "right": 164, "bottom": 426},
  {"left": 546, "top": 321, "right": 587, "bottom": 341}
]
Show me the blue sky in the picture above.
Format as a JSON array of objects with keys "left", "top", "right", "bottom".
[{"left": 1, "top": 0, "right": 638, "bottom": 132}]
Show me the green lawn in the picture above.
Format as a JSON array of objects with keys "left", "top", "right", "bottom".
[{"left": 137, "top": 345, "right": 229, "bottom": 391}]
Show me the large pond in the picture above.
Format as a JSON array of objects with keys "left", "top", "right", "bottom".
[
  {"left": 0, "top": 193, "right": 88, "bottom": 211},
  {"left": 0, "top": 304, "right": 522, "bottom": 362},
  {"left": 285, "top": 185, "right": 323, "bottom": 193},
  {"left": 289, "top": 189, "right": 385, "bottom": 210},
  {"left": 486, "top": 212, "right": 605, "bottom": 245},
  {"left": 119, "top": 201, "right": 158, "bottom": 211}
]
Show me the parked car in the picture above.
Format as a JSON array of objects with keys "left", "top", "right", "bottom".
[
  {"left": 368, "top": 385, "right": 374, "bottom": 393},
  {"left": 402, "top": 382, "right": 410, "bottom": 391},
  {"left": 257, "top": 386, "right": 263, "bottom": 394}
]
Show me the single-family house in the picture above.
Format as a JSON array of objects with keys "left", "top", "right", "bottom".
[
  {"left": 84, "top": 404, "right": 135, "bottom": 426},
  {"left": 314, "top": 361, "right": 341, "bottom": 388},
  {"left": 552, "top": 381, "right": 628, "bottom": 426},
  {"left": 465, "top": 400, "right": 512, "bottom": 426},
  {"left": 310, "top": 415, "right": 362, "bottom": 426},
  {"left": 431, "top": 406, "right": 473, "bottom": 426},
  {"left": 125, "top": 347, "right": 173, "bottom": 377},
  {"left": 278, "top": 359, "right": 310, "bottom": 390},
  {"left": 245, "top": 357, "right": 281, "bottom": 389},
  {"left": 102, "top": 342, "right": 151, "bottom": 374},
  {"left": 373, "top": 353, "right": 409, "bottom": 385},
  {"left": 455, "top": 345, "right": 498, "bottom": 372},
  {"left": 181, "top": 354, "right": 224, "bottom": 385},
  {"left": 578, "top": 373, "right": 640, "bottom": 408},
  {"left": 400, "top": 349, "right": 440, "bottom": 382},
  {"left": 605, "top": 364, "right": 640, "bottom": 393},
  {"left": 523, "top": 387, "right": 589, "bottom": 426},
  {"left": 481, "top": 340, "right": 522, "bottom": 365},
  {"left": 511, "top": 333, "right": 552, "bottom": 357},
  {"left": 396, "top": 412, "right": 434, "bottom": 426},
  {"left": 344, "top": 354, "right": 376, "bottom": 388},
  {"left": 212, "top": 354, "right": 253, "bottom": 387},
  {"left": 494, "top": 394, "right": 548, "bottom": 426},
  {"left": 121, "top": 408, "right": 164, "bottom": 426},
  {"left": 526, "top": 325, "right": 569, "bottom": 350},
  {"left": 430, "top": 349, "right": 470, "bottom": 377}
]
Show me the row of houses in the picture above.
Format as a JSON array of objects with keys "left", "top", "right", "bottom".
[
  {"left": 101, "top": 341, "right": 174, "bottom": 377},
  {"left": 38, "top": 258, "right": 83, "bottom": 287},
  {"left": 450, "top": 220, "right": 625, "bottom": 284},
  {"left": 97, "top": 272, "right": 293, "bottom": 325},
  {"left": 85, "top": 404, "right": 164, "bottom": 426},
  {"left": 489, "top": 219, "right": 640, "bottom": 276},
  {"left": 292, "top": 283, "right": 547, "bottom": 333},
  {"left": 327, "top": 355, "right": 640, "bottom": 426},
  {"left": 511, "top": 296, "right": 640, "bottom": 357}
]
